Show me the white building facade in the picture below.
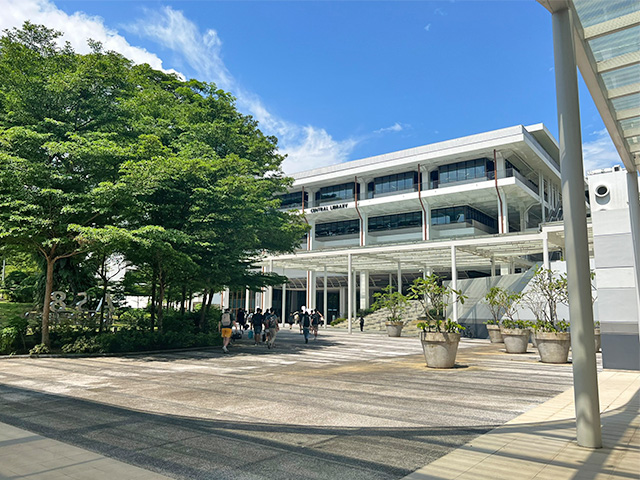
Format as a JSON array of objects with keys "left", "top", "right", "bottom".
[{"left": 229, "top": 124, "right": 569, "bottom": 332}]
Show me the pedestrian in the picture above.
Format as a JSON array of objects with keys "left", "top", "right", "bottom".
[
  {"left": 219, "top": 308, "right": 233, "bottom": 353},
  {"left": 266, "top": 309, "right": 279, "bottom": 349},
  {"left": 301, "top": 308, "right": 311, "bottom": 344},
  {"left": 237, "top": 308, "right": 246, "bottom": 330},
  {"left": 359, "top": 314, "right": 365, "bottom": 332},
  {"left": 298, "top": 307, "right": 305, "bottom": 335},
  {"left": 311, "top": 309, "right": 321, "bottom": 340},
  {"left": 251, "top": 308, "right": 264, "bottom": 345},
  {"left": 287, "top": 312, "right": 295, "bottom": 330}
]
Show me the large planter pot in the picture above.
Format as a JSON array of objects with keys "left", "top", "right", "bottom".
[
  {"left": 386, "top": 323, "right": 404, "bottom": 337},
  {"left": 595, "top": 328, "right": 601, "bottom": 353},
  {"left": 500, "top": 328, "right": 529, "bottom": 354},
  {"left": 420, "top": 331, "right": 461, "bottom": 368},
  {"left": 529, "top": 328, "right": 538, "bottom": 348},
  {"left": 535, "top": 332, "right": 571, "bottom": 363},
  {"left": 486, "top": 324, "right": 503, "bottom": 343}
]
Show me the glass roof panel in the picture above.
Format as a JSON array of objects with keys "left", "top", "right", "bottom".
[
  {"left": 601, "top": 64, "right": 640, "bottom": 90},
  {"left": 588, "top": 25, "right": 640, "bottom": 62},
  {"left": 611, "top": 92, "right": 640, "bottom": 111},
  {"left": 574, "top": 0, "right": 639, "bottom": 28},
  {"left": 627, "top": 136, "right": 640, "bottom": 149},
  {"left": 620, "top": 116, "right": 640, "bottom": 131}
]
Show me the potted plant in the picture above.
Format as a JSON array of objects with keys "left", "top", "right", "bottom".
[
  {"left": 483, "top": 287, "right": 521, "bottom": 344},
  {"left": 524, "top": 267, "right": 571, "bottom": 363},
  {"left": 410, "top": 275, "right": 466, "bottom": 368},
  {"left": 500, "top": 319, "right": 532, "bottom": 353},
  {"left": 372, "top": 285, "right": 409, "bottom": 337}
]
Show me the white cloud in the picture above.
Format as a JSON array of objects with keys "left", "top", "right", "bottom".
[
  {"left": 374, "top": 123, "right": 404, "bottom": 135},
  {"left": 126, "top": 6, "right": 356, "bottom": 173},
  {"left": 0, "top": 0, "right": 356, "bottom": 174},
  {"left": 0, "top": 0, "right": 181, "bottom": 77},
  {"left": 424, "top": 23, "right": 431, "bottom": 32},
  {"left": 582, "top": 129, "right": 622, "bottom": 173}
]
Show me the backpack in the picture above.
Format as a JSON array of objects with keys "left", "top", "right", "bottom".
[
  {"left": 221, "top": 312, "right": 232, "bottom": 327},
  {"left": 302, "top": 314, "right": 311, "bottom": 328}
]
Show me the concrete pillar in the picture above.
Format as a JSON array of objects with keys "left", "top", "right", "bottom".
[
  {"left": 520, "top": 206, "right": 527, "bottom": 232},
  {"left": 552, "top": 6, "right": 601, "bottom": 448},
  {"left": 339, "top": 286, "right": 346, "bottom": 318},
  {"left": 352, "top": 269, "right": 358, "bottom": 318},
  {"left": 539, "top": 172, "right": 547, "bottom": 223},
  {"left": 397, "top": 262, "right": 402, "bottom": 294},
  {"left": 388, "top": 273, "right": 393, "bottom": 288},
  {"left": 361, "top": 213, "right": 369, "bottom": 246},
  {"left": 310, "top": 271, "right": 317, "bottom": 310},
  {"left": 626, "top": 171, "right": 640, "bottom": 323},
  {"left": 423, "top": 203, "right": 431, "bottom": 241},
  {"left": 359, "top": 271, "right": 369, "bottom": 310},
  {"left": 347, "top": 254, "right": 353, "bottom": 334},
  {"left": 245, "top": 288, "right": 250, "bottom": 311},
  {"left": 491, "top": 257, "right": 496, "bottom": 277},
  {"left": 267, "top": 259, "right": 274, "bottom": 309},
  {"left": 451, "top": 246, "right": 458, "bottom": 322},
  {"left": 323, "top": 266, "right": 328, "bottom": 328},
  {"left": 497, "top": 188, "right": 509, "bottom": 234},
  {"left": 543, "top": 233, "right": 550, "bottom": 270},
  {"left": 281, "top": 282, "right": 287, "bottom": 326},
  {"left": 307, "top": 220, "right": 315, "bottom": 251},
  {"left": 222, "top": 288, "right": 230, "bottom": 309}
]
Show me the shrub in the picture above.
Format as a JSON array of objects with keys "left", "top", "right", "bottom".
[
  {"left": 29, "top": 343, "right": 50, "bottom": 356},
  {"left": 330, "top": 317, "right": 347, "bottom": 326},
  {"left": 62, "top": 336, "right": 104, "bottom": 354},
  {"left": 501, "top": 319, "right": 532, "bottom": 330}
]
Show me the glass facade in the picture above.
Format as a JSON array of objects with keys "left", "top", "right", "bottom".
[
  {"left": 315, "top": 219, "right": 360, "bottom": 238},
  {"left": 277, "top": 191, "right": 308, "bottom": 209},
  {"left": 431, "top": 205, "right": 497, "bottom": 231},
  {"left": 437, "top": 158, "right": 489, "bottom": 186},
  {"left": 367, "top": 172, "right": 418, "bottom": 198},
  {"left": 368, "top": 211, "right": 422, "bottom": 232},
  {"left": 316, "top": 183, "right": 356, "bottom": 205}
]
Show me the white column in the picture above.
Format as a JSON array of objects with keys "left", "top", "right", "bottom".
[
  {"left": 397, "top": 262, "right": 402, "bottom": 293},
  {"left": 425, "top": 203, "right": 431, "bottom": 240},
  {"left": 552, "top": 6, "right": 601, "bottom": 448},
  {"left": 323, "top": 266, "right": 328, "bottom": 328},
  {"left": 520, "top": 206, "right": 527, "bottom": 232},
  {"left": 543, "top": 233, "right": 550, "bottom": 270},
  {"left": 310, "top": 271, "right": 317, "bottom": 309},
  {"left": 347, "top": 254, "right": 353, "bottom": 334},
  {"left": 539, "top": 172, "right": 547, "bottom": 223},
  {"left": 352, "top": 268, "right": 358, "bottom": 317},
  {"left": 626, "top": 171, "right": 640, "bottom": 323},
  {"left": 491, "top": 257, "right": 496, "bottom": 277},
  {"left": 359, "top": 271, "right": 369, "bottom": 310},
  {"left": 267, "top": 259, "right": 274, "bottom": 309},
  {"left": 451, "top": 246, "right": 458, "bottom": 322},
  {"left": 496, "top": 151, "right": 506, "bottom": 176},
  {"left": 281, "top": 282, "right": 287, "bottom": 326},
  {"left": 307, "top": 220, "right": 315, "bottom": 251},
  {"left": 497, "top": 188, "right": 509, "bottom": 234},
  {"left": 339, "top": 286, "right": 346, "bottom": 318},
  {"left": 361, "top": 213, "right": 369, "bottom": 246},
  {"left": 223, "top": 288, "right": 230, "bottom": 309},
  {"left": 245, "top": 288, "right": 250, "bottom": 311},
  {"left": 388, "top": 273, "right": 393, "bottom": 288}
]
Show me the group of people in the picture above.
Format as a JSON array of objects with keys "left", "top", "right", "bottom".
[{"left": 219, "top": 306, "right": 325, "bottom": 353}]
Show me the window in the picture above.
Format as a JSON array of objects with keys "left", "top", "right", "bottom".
[
  {"left": 368, "top": 211, "right": 422, "bottom": 232},
  {"left": 371, "top": 171, "right": 418, "bottom": 197},
  {"left": 316, "top": 183, "right": 356, "bottom": 205},
  {"left": 316, "top": 219, "right": 360, "bottom": 238},
  {"left": 277, "top": 191, "right": 308, "bottom": 209},
  {"left": 437, "top": 158, "right": 489, "bottom": 186},
  {"left": 431, "top": 206, "right": 497, "bottom": 230}
]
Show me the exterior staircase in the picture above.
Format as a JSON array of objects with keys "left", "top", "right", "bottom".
[{"left": 330, "top": 299, "right": 427, "bottom": 337}]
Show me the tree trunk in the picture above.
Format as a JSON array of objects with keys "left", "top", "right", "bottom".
[
  {"left": 180, "top": 285, "right": 186, "bottom": 317},
  {"left": 150, "top": 270, "right": 157, "bottom": 332},
  {"left": 157, "top": 270, "right": 165, "bottom": 333},
  {"left": 98, "top": 256, "right": 107, "bottom": 333},
  {"left": 199, "top": 289, "right": 209, "bottom": 331},
  {"left": 41, "top": 255, "right": 55, "bottom": 347}
]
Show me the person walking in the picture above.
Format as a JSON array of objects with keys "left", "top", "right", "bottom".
[
  {"left": 359, "top": 314, "right": 365, "bottom": 332},
  {"left": 266, "top": 309, "right": 279, "bottom": 349},
  {"left": 236, "top": 308, "right": 246, "bottom": 330},
  {"left": 219, "top": 308, "right": 233, "bottom": 353},
  {"left": 301, "top": 308, "right": 311, "bottom": 344},
  {"left": 251, "top": 308, "right": 264, "bottom": 345},
  {"left": 287, "top": 312, "right": 295, "bottom": 330},
  {"left": 311, "top": 309, "right": 321, "bottom": 340}
]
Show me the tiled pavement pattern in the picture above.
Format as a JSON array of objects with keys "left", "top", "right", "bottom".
[
  {"left": 403, "top": 369, "right": 639, "bottom": 480},
  {"left": 0, "top": 329, "right": 628, "bottom": 480}
]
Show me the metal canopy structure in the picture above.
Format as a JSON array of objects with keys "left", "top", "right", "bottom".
[
  {"left": 539, "top": 0, "right": 640, "bottom": 171},
  {"left": 258, "top": 224, "right": 573, "bottom": 275}
]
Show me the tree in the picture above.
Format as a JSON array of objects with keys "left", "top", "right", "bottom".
[
  {"left": 372, "top": 285, "right": 409, "bottom": 324},
  {"left": 409, "top": 274, "right": 466, "bottom": 333}
]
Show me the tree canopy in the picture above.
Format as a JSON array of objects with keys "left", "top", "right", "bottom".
[{"left": 0, "top": 22, "right": 307, "bottom": 345}]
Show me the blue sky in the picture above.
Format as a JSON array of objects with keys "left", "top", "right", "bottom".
[{"left": 1, "top": 0, "right": 619, "bottom": 173}]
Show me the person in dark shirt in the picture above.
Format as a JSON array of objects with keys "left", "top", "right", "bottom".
[
  {"left": 301, "top": 308, "right": 311, "bottom": 344},
  {"left": 251, "top": 308, "right": 264, "bottom": 345}
]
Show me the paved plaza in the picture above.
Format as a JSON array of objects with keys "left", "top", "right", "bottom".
[{"left": 0, "top": 329, "right": 636, "bottom": 480}]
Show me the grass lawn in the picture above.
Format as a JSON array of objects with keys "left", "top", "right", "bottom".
[{"left": 0, "top": 301, "right": 35, "bottom": 325}]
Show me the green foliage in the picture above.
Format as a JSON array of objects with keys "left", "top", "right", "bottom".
[
  {"left": 3, "top": 270, "right": 38, "bottom": 303},
  {"left": 533, "top": 319, "right": 569, "bottom": 333},
  {"left": 29, "top": 343, "right": 50, "bottom": 356},
  {"left": 330, "top": 317, "right": 347, "bottom": 326},
  {"left": 372, "top": 285, "right": 409, "bottom": 324},
  {"left": 501, "top": 319, "right": 533, "bottom": 330},
  {"left": 483, "top": 286, "right": 522, "bottom": 325},
  {"left": 61, "top": 336, "right": 104, "bottom": 354},
  {"left": 523, "top": 268, "right": 567, "bottom": 332},
  {"left": 409, "top": 275, "right": 466, "bottom": 332}
]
